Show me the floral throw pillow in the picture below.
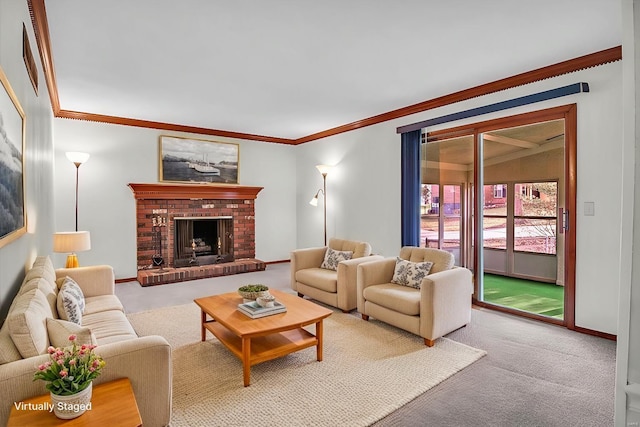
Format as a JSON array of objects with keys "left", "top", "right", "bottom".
[
  {"left": 391, "top": 257, "right": 434, "bottom": 289},
  {"left": 56, "top": 277, "right": 85, "bottom": 325},
  {"left": 320, "top": 248, "right": 353, "bottom": 271}
]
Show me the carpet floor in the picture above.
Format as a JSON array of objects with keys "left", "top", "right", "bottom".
[{"left": 127, "top": 302, "right": 486, "bottom": 427}]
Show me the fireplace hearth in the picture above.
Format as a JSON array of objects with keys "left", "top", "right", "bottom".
[{"left": 129, "top": 183, "right": 265, "bottom": 286}]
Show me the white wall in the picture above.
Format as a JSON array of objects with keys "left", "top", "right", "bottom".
[
  {"left": 53, "top": 119, "right": 297, "bottom": 279},
  {"left": 0, "top": 0, "right": 55, "bottom": 320},
  {"left": 616, "top": 0, "right": 639, "bottom": 425},
  {"left": 297, "top": 62, "right": 623, "bottom": 336}
]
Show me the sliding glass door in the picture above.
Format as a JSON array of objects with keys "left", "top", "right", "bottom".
[{"left": 420, "top": 106, "right": 576, "bottom": 326}]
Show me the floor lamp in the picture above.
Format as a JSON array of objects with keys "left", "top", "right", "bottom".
[
  {"left": 309, "top": 164, "right": 332, "bottom": 246},
  {"left": 54, "top": 152, "right": 91, "bottom": 268}
]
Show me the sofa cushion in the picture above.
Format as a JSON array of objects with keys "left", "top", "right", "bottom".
[
  {"left": 296, "top": 268, "right": 338, "bottom": 293},
  {"left": 24, "top": 256, "right": 57, "bottom": 288},
  {"left": 84, "top": 295, "right": 124, "bottom": 315},
  {"left": 47, "top": 318, "right": 97, "bottom": 348},
  {"left": 7, "top": 288, "right": 52, "bottom": 358},
  {"left": 19, "top": 277, "right": 58, "bottom": 318},
  {"left": 57, "top": 277, "right": 86, "bottom": 324},
  {"left": 81, "top": 311, "right": 138, "bottom": 342},
  {"left": 0, "top": 322, "right": 22, "bottom": 364},
  {"left": 391, "top": 257, "right": 433, "bottom": 289},
  {"left": 320, "top": 248, "right": 353, "bottom": 271},
  {"left": 363, "top": 284, "right": 421, "bottom": 316}
]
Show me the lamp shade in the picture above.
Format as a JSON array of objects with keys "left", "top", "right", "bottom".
[
  {"left": 53, "top": 231, "right": 91, "bottom": 253},
  {"left": 315, "top": 164, "right": 333, "bottom": 175},
  {"left": 65, "top": 152, "right": 90, "bottom": 164}
]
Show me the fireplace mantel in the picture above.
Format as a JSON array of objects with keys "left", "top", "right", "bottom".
[{"left": 128, "top": 183, "right": 263, "bottom": 200}]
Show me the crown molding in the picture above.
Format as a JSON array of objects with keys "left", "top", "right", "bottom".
[
  {"left": 57, "top": 110, "right": 296, "bottom": 144},
  {"left": 27, "top": 2, "right": 621, "bottom": 145},
  {"left": 294, "top": 46, "right": 621, "bottom": 144}
]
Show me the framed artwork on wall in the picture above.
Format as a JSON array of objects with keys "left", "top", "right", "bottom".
[
  {"left": 159, "top": 135, "right": 239, "bottom": 184},
  {"left": 0, "top": 65, "right": 27, "bottom": 248}
]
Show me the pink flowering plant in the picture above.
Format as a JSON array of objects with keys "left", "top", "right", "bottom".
[{"left": 33, "top": 334, "right": 106, "bottom": 395}]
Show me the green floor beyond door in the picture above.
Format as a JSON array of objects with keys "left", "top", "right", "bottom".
[{"left": 482, "top": 274, "right": 564, "bottom": 319}]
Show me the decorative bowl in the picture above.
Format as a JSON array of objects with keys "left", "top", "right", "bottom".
[
  {"left": 256, "top": 294, "right": 276, "bottom": 308},
  {"left": 238, "top": 284, "right": 270, "bottom": 300}
]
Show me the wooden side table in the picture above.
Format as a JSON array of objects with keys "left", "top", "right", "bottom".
[{"left": 7, "top": 377, "right": 142, "bottom": 426}]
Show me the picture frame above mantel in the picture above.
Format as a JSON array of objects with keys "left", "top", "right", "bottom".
[{"left": 159, "top": 135, "right": 239, "bottom": 184}]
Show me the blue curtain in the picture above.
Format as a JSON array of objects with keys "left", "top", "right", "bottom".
[{"left": 401, "top": 130, "right": 421, "bottom": 247}]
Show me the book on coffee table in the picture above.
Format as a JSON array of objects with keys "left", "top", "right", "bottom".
[{"left": 237, "top": 301, "right": 287, "bottom": 319}]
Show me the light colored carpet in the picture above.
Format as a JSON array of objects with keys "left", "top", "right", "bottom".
[{"left": 127, "top": 302, "right": 486, "bottom": 427}]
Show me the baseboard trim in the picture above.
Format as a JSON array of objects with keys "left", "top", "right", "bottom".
[
  {"left": 265, "top": 259, "right": 290, "bottom": 265},
  {"left": 115, "top": 277, "right": 136, "bottom": 284}
]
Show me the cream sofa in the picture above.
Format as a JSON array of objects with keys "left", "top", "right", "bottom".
[
  {"left": 357, "top": 247, "right": 473, "bottom": 346},
  {"left": 0, "top": 256, "right": 172, "bottom": 426}
]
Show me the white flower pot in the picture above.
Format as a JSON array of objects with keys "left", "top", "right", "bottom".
[{"left": 50, "top": 382, "right": 92, "bottom": 419}]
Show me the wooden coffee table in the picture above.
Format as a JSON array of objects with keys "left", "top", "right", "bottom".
[{"left": 194, "top": 289, "right": 332, "bottom": 386}]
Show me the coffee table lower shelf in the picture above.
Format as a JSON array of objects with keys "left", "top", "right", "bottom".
[{"left": 204, "top": 320, "right": 319, "bottom": 380}]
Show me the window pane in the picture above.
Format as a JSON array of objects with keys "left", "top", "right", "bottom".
[
  {"left": 483, "top": 217, "right": 506, "bottom": 249},
  {"left": 421, "top": 184, "right": 439, "bottom": 215},
  {"left": 421, "top": 217, "right": 439, "bottom": 248},
  {"left": 514, "top": 218, "right": 557, "bottom": 254},
  {"left": 483, "top": 184, "right": 507, "bottom": 215},
  {"left": 515, "top": 182, "right": 557, "bottom": 217}
]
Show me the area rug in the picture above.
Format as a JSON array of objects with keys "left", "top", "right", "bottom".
[{"left": 127, "top": 303, "right": 486, "bottom": 426}]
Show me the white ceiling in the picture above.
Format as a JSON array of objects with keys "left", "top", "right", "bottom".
[{"left": 44, "top": 0, "right": 622, "bottom": 141}]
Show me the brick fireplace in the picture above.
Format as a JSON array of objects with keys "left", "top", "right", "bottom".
[{"left": 129, "top": 183, "right": 265, "bottom": 286}]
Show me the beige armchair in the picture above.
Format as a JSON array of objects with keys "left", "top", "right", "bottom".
[
  {"left": 291, "top": 238, "right": 382, "bottom": 312},
  {"left": 357, "top": 247, "right": 473, "bottom": 346}
]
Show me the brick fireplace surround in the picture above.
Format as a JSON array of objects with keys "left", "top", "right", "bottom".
[{"left": 129, "top": 183, "right": 265, "bottom": 286}]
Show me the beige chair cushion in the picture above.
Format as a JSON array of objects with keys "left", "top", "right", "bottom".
[
  {"left": 47, "top": 318, "right": 97, "bottom": 348},
  {"left": 7, "top": 288, "right": 52, "bottom": 358},
  {"left": 295, "top": 268, "right": 338, "bottom": 293},
  {"left": 363, "top": 284, "right": 421, "bottom": 316},
  {"left": 399, "top": 247, "right": 454, "bottom": 274},
  {"left": 329, "top": 238, "right": 372, "bottom": 259}
]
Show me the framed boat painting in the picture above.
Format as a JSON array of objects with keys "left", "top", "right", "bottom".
[
  {"left": 159, "top": 136, "right": 239, "bottom": 184},
  {"left": 0, "top": 65, "right": 27, "bottom": 248}
]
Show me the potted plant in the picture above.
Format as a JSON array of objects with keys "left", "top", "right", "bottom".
[
  {"left": 238, "top": 284, "right": 270, "bottom": 300},
  {"left": 33, "top": 334, "right": 106, "bottom": 419}
]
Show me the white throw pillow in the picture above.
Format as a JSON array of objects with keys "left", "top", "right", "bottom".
[
  {"left": 56, "top": 277, "right": 85, "bottom": 324},
  {"left": 320, "top": 248, "right": 353, "bottom": 271},
  {"left": 391, "top": 257, "right": 434, "bottom": 289},
  {"left": 46, "top": 318, "right": 97, "bottom": 348}
]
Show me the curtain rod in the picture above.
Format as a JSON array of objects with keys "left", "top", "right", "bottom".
[{"left": 396, "top": 82, "right": 589, "bottom": 134}]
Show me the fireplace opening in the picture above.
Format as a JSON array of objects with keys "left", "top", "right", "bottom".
[{"left": 174, "top": 217, "right": 234, "bottom": 267}]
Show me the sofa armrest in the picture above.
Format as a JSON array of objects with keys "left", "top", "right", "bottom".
[
  {"left": 356, "top": 257, "right": 397, "bottom": 311},
  {"left": 419, "top": 267, "right": 473, "bottom": 340},
  {"left": 55, "top": 265, "right": 115, "bottom": 297},
  {"left": 0, "top": 335, "right": 172, "bottom": 427},
  {"left": 290, "top": 247, "right": 327, "bottom": 290},
  {"left": 92, "top": 336, "right": 172, "bottom": 427},
  {"left": 336, "top": 255, "right": 384, "bottom": 310}
]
